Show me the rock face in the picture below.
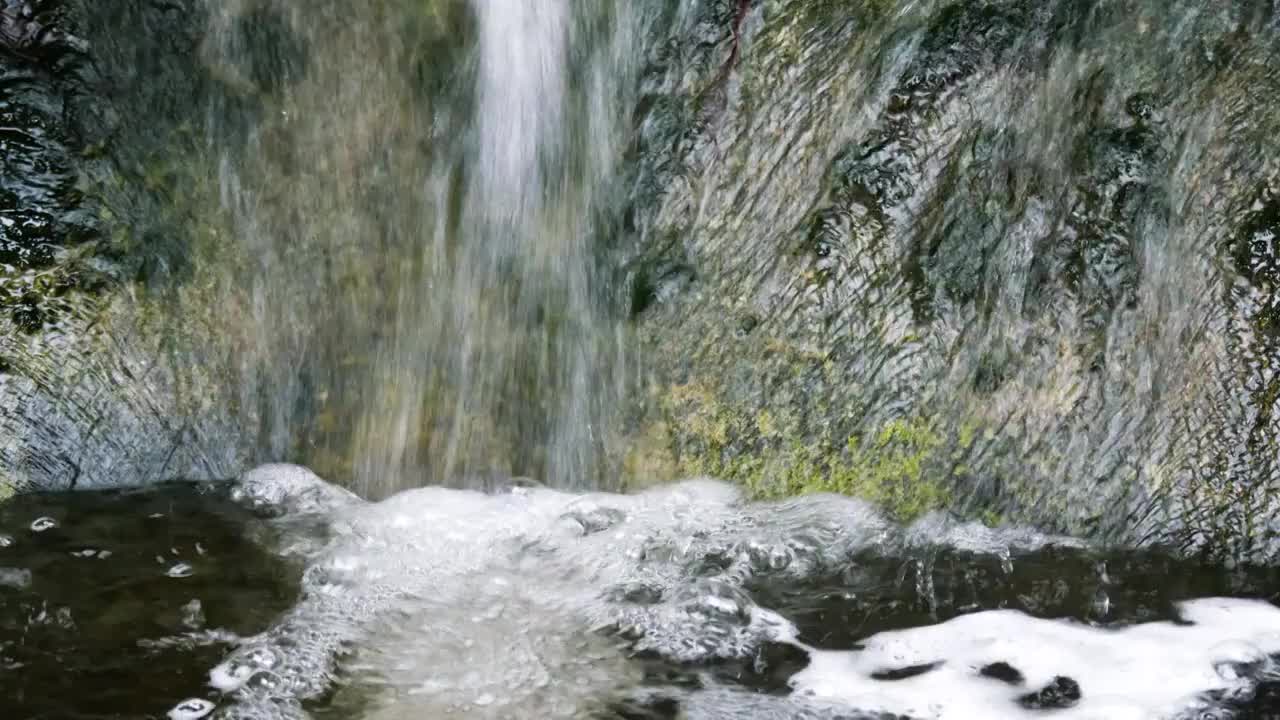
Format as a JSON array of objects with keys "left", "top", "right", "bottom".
[
  {"left": 0, "top": 0, "right": 288, "bottom": 493},
  {"left": 0, "top": 0, "right": 213, "bottom": 493},
  {"left": 4, "top": 0, "right": 1280, "bottom": 561},
  {"left": 624, "top": 0, "right": 1280, "bottom": 559}
]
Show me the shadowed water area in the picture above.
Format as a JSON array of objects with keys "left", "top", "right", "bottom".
[
  {"left": 4, "top": 0, "right": 1280, "bottom": 717},
  {"left": 0, "top": 483, "right": 297, "bottom": 719}
]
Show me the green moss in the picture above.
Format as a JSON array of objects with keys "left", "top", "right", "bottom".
[
  {"left": 746, "top": 418, "right": 951, "bottom": 521},
  {"left": 659, "top": 378, "right": 962, "bottom": 521}
]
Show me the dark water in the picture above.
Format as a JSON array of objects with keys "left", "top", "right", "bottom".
[
  {"left": 4, "top": 484, "right": 1280, "bottom": 719},
  {"left": 0, "top": 485, "right": 298, "bottom": 720}
]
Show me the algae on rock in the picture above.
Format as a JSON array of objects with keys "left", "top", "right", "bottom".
[{"left": 623, "top": 0, "right": 1280, "bottom": 559}]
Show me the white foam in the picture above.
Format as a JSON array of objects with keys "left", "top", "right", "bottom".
[
  {"left": 202, "top": 464, "right": 1280, "bottom": 720},
  {"left": 29, "top": 516, "right": 56, "bottom": 532},
  {"left": 232, "top": 464, "right": 360, "bottom": 517},
  {"left": 168, "top": 698, "right": 216, "bottom": 720},
  {"left": 791, "top": 598, "right": 1280, "bottom": 720}
]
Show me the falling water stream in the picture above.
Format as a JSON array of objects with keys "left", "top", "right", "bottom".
[
  {"left": 349, "top": 0, "right": 639, "bottom": 497},
  {"left": 197, "top": 0, "right": 642, "bottom": 498}
]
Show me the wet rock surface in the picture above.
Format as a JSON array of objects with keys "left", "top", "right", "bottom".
[
  {"left": 624, "top": 0, "right": 1280, "bottom": 559},
  {"left": 0, "top": 0, "right": 253, "bottom": 494}
]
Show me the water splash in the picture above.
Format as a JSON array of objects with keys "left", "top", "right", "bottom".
[{"left": 194, "top": 464, "right": 1280, "bottom": 720}]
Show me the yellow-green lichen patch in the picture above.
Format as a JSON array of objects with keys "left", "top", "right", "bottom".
[
  {"left": 746, "top": 417, "right": 953, "bottom": 521},
  {"left": 658, "top": 377, "right": 968, "bottom": 521}
]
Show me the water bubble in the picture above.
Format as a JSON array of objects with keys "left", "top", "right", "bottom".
[
  {"left": 30, "top": 517, "right": 56, "bottom": 532},
  {"left": 742, "top": 540, "right": 794, "bottom": 574},
  {"left": 245, "top": 670, "right": 284, "bottom": 693},
  {"left": 210, "top": 644, "right": 286, "bottom": 693},
  {"left": 168, "top": 698, "right": 215, "bottom": 720},
  {"left": 209, "top": 660, "right": 255, "bottom": 692},
  {"left": 167, "top": 563, "right": 195, "bottom": 578},
  {"left": 241, "top": 645, "right": 283, "bottom": 671}
]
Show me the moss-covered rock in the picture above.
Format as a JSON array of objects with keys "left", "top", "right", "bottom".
[{"left": 622, "top": 0, "right": 1280, "bottom": 560}]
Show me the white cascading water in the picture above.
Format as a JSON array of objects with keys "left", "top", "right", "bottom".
[
  {"left": 350, "top": 0, "right": 637, "bottom": 497},
  {"left": 202, "top": 1, "right": 640, "bottom": 497}
]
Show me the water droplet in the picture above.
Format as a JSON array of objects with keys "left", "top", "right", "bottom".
[
  {"left": 168, "top": 698, "right": 215, "bottom": 720},
  {"left": 30, "top": 517, "right": 56, "bottom": 532},
  {"left": 475, "top": 693, "right": 496, "bottom": 706},
  {"left": 0, "top": 535, "right": 14, "bottom": 548},
  {"left": 167, "top": 563, "right": 194, "bottom": 578}
]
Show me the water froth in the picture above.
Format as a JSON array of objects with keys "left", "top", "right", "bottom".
[{"left": 194, "top": 464, "right": 1280, "bottom": 719}]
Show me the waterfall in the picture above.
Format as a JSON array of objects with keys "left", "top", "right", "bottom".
[
  {"left": 351, "top": 1, "right": 637, "bottom": 496},
  {"left": 197, "top": 1, "right": 641, "bottom": 497}
]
